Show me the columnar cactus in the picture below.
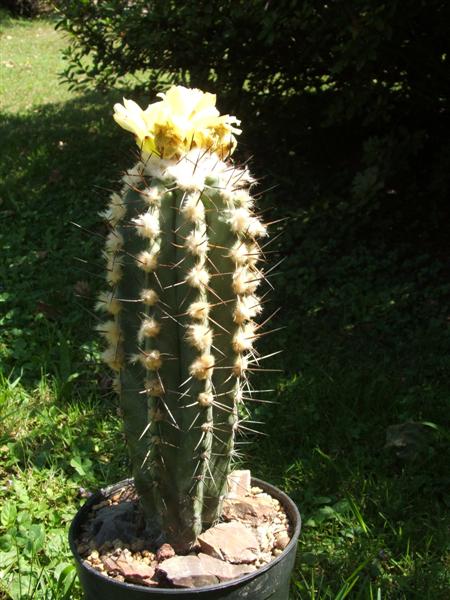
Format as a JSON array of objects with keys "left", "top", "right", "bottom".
[{"left": 96, "top": 86, "right": 267, "bottom": 549}]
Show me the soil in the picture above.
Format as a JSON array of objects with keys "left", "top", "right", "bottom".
[{"left": 75, "top": 474, "right": 292, "bottom": 589}]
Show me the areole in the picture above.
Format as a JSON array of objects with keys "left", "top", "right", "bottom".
[{"left": 69, "top": 478, "right": 301, "bottom": 599}]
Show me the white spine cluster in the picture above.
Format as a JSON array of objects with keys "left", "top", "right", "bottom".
[
  {"left": 95, "top": 290, "right": 122, "bottom": 315},
  {"left": 133, "top": 349, "right": 162, "bottom": 371},
  {"left": 133, "top": 210, "right": 161, "bottom": 239},
  {"left": 121, "top": 163, "right": 145, "bottom": 192},
  {"left": 136, "top": 249, "right": 159, "bottom": 273},
  {"left": 105, "top": 252, "right": 124, "bottom": 286},
  {"left": 186, "top": 323, "right": 213, "bottom": 351},
  {"left": 105, "top": 230, "right": 124, "bottom": 253},
  {"left": 98, "top": 188, "right": 127, "bottom": 374},
  {"left": 131, "top": 194, "right": 165, "bottom": 412},
  {"left": 98, "top": 192, "right": 126, "bottom": 226},
  {"left": 141, "top": 185, "right": 164, "bottom": 206},
  {"left": 185, "top": 263, "right": 210, "bottom": 289},
  {"left": 95, "top": 319, "right": 123, "bottom": 345},
  {"left": 189, "top": 353, "right": 215, "bottom": 380},
  {"left": 181, "top": 192, "right": 205, "bottom": 223},
  {"left": 187, "top": 300, "right": 210, "bottom": 321},
  {"left": 184, "top": 190, "right": 214, "bottom": 387},
  {"left": 166, "top": 159, "right": 206, "bottom": 192},
  {"left": 102, "top": 345, "right": 124, "bottom": 372},
  {"left": 138, "top": 318, "right": 161, "bottom": 343},
  {"left": 145, "top": 378, "right": 164, "bottom": 397},
  {"left": 220, "top": 176, "right": 266, "bottom": 393},
  {"left": 184, "top": 230, "right": 209, "bottom": 257},
  {"left": 140, "top": 289, "right": 160, "bottom": 306}
]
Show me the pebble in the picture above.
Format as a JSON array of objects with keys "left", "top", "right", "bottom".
[
  {"left": 156, "top": 543, "right": 175, "bottom": 561},
  {"left": 274, "top": 532, "right": 290, "bottom": 550}
]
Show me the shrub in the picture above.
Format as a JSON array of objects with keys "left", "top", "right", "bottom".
[
  {"left": 55, "top": 1, "right": 450, "bottom": 248},
  {"left": 3, "top": 0, "right": 43, "bottom": 17}
]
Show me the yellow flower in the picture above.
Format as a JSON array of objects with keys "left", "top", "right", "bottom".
[{"left": 113, "top": 85, "right": 241, "bottom": 159}]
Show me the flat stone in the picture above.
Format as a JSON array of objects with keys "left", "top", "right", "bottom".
[
  {"left": 101, "top": 556, "right": 120, "bottom": 573},
  {"left": 227, "top": 469, "right": 251, "bottom": 497},
  {"left": 222, "top": 496, "right": 277, "bottom": 525},
  {"left": 126, "top": 574, "right": 158, "bottom": 587},
  {"left": 198, "top": 553, "right": 256, "bottom": 581},
  {"left": 274, "top": 531, "right": 290, "bottom": 550},
  {"left": 157, "top": 553, "right": 256, "bottom": 588},
  {"left": 157, "top": 555, "right": 219, "bottom": 588},
  {"left": 113, "top": 551, "right": 156, "bottom": 582},
  {"left": 198, "top": 522, "right": 259, "bottom": 563}
]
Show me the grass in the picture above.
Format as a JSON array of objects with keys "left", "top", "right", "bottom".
[
  {"left": 0, "top": 10, "right": 449, "bottom": 600},
  {"left": 0, "top": 11, "right": 76, "bottom": 113}
]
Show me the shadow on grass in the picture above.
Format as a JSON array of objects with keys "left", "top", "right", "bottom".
[
  {"left": 0, "top": 89, "right": 148, "bottom": 392},
  {"left": 242, "top": 194, "right": 450, "bottom": 596},
  {"left": 0, "top": 91, "right": 141, "bottom": 526},
  {"left": 247, "top": 343, "right": 450, "bottom": 597}
]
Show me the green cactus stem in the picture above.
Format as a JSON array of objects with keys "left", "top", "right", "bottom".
[{"left": 95, "top": 88, "right": 268, "bottom": 550}]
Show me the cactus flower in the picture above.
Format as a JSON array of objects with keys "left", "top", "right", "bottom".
[{"left": 113, "top": 85, "right": 241, "bottom": 159}]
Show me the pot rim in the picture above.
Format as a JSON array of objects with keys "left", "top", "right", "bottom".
[{"left": 69, "top": 476, "right": 301, "bottom": 594}]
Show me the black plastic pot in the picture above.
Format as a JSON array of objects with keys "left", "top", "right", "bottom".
[{"left": 69, "top": 478, "right": 301, "bottom": 600}]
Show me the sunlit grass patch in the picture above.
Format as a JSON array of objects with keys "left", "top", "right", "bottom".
[
  {"left": 0, "top": 371, "right": 124, "bottom": 599},
  {"left": 0, "top": 13, "right": 76, "bottom": 113}
]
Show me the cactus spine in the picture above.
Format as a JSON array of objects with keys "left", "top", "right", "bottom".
[{"left": 96, "top": 88, "right": 267, "bottom": 549}]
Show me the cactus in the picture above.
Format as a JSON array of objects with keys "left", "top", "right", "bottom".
[{"left": 96, "top": 86, "right": 267, "bottom": 549}]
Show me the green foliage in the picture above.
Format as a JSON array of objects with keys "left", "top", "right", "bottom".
[
  {"left": 55, "top": 0, "right": 449, "bottom": 124},
  {"left": 0, "top": 9, "right": 76, "bottom": 112},
  {"left": 0, "top": 371, "right": 124, "bottom": 599},
  {"left": 55, "top": 0, "right": 450, "bottom": 252},
  {"left": 2, "top": 0, "right": 42, "bottom": 18}
]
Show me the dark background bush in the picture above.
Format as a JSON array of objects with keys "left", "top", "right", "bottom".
[
  {"left": 55, "top": 0, "right": 449, "bottom": 252},
  {"left": 3, "top": 0, "right": 44, "bottom": 17}
]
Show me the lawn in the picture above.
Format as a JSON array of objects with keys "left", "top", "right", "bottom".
[{"left": 0, "top": 10, "right": 449, "bottom": 600}]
